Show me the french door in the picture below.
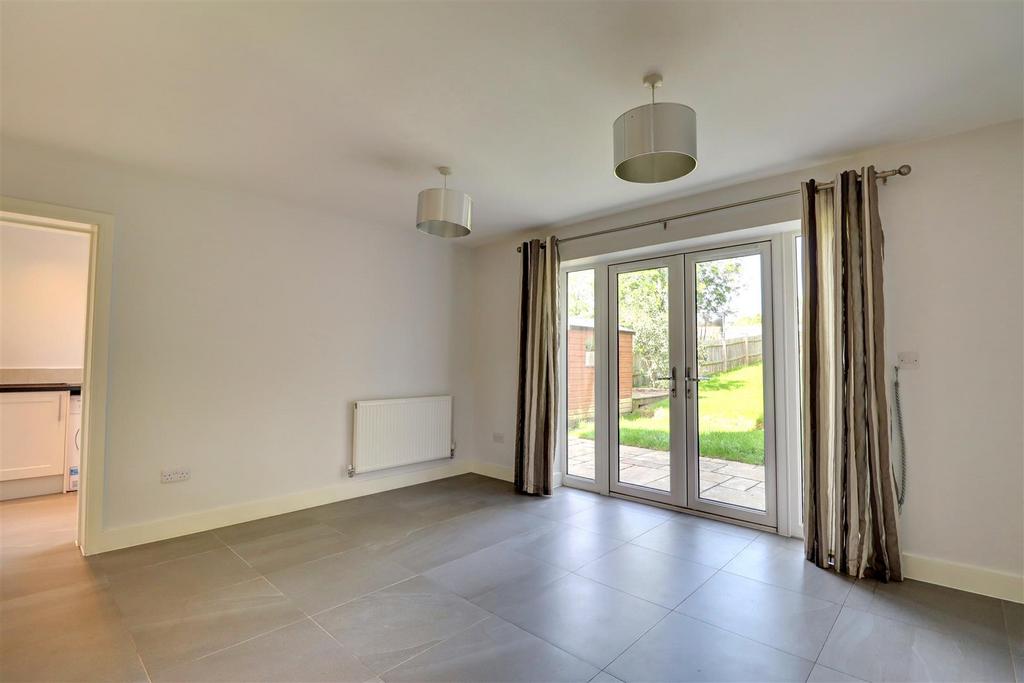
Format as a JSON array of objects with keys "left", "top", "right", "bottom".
[
  {"left": 588, "top": 242, "right": 777, "bottom": 527},
  {"left": 607, "top": 257, "right": 685, "bottom": 506}
]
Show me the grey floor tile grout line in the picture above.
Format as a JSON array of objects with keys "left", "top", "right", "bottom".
[
  {"left": 694, "top": 559, "right": 855, "bottom": 605},
  {"left": 597, "top": 586, "right": 687, "bottom": 676},
  {"left": 100, "top": 488, "right": 498, "bottom": 581},
  {"left": 307, "top": 613, "right": 376, "bottom": 675},
  {"left": 1005, "top": 602, "right": 1021, "bottom": 683},
  {"left": 304, "top": 574, "right": 424, "bottom": 619},
  {"left": 653, "top": 528, "right": 835, "bottom": 669},
  {"left": 715, "top": 562, "right": 855, "bottom": 606},
  {"left": 426, "top": 579, "right": 614, "bottom": 677},
  {"left": 669, "top": 605, "right": 820, "bottom": 667},
  {"left": 840, "top": 599, "right": 1018, "bottom": 653},
  {"left": 95, "top": 536, "right": 231, "bottom": 577},
  {"left": 180, "top": 615, "right": 310, "bottom": 668},
  {"left": 843, "top": 584, "right": 1015, "bottom": 645},
  {"left": 136, "top": 652, "right": 153, "bottom": 683},
  {"left": 809, "top": 596, "right": 845, "bottom": 662},
  {"left": 216, "top": 520, "right": 352, "bottom": 548},
  {"left": 588, "top": 532, "right": 811, "bottom": 675},
  {"left": 105, "top": 580, "right": 152, "bottom": 674},
  {"left": 822, "top": 599, "right": 1019, "bottom": 680},
  {"left": 565, "top": 549, "right": 713, "bottom": 611},
  {"left": 222, "top": 541, "right": 256, "bottom": 570},
  {"left": 374, "top": 614, "right": 495, "bottom": 678},
  {"left": 529, "top": 523, "right": 742, "bottom": 676}
]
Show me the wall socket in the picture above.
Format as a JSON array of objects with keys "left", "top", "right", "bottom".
[
  {"left": 160, "top": 468, "right": 191, "bottom": 483},
  {"left": 492, "top": 432, "right": 505, "bottom": 444},
  {"left": 897, "top": 351, "right": 919, "bottom": 369}
]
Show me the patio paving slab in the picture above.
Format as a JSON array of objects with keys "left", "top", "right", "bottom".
[
  {"left": 718, "top": 476, "right": 760, "bottom": 491},
  {"left": 565, "top": 438, "right": 766, "bottom": 510}
]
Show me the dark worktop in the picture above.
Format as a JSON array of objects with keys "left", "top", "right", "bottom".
[{"left": 0, "top": 383, "right": 82, "bottom": 395}]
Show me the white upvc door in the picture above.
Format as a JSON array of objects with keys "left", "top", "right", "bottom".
[
  {"left": 561, "top": 237, "right": 786, "bottom": 531},
  {"left": 607, "top": 256, "right": 686, "bottom": 507},
  {"left": 683, "top": 242, "right": 778, "bottom": 527}
]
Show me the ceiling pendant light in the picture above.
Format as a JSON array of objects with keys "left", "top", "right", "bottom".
[
  {"left": 613, "top": 72, "right": 697, "bottom": 183},
  {"left": 416, "top": 166, "right": 472, "bottom": 238}
]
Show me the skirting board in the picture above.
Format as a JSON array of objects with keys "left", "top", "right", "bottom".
[
  {"left": 470, "top": 461, "right": 564, "bottom": 488},
  {"left": 88, "top": 459, "right": 475, "bottom": 555},
  {"left": 471, "top": 460, "right": 514, "bottom": 483},
  {"left": 902, "top": 552, "right": 1023, "bottom": 604}
]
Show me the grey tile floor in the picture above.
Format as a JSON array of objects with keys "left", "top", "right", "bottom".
[{"left": 1, "top": 475, "right": 1020, "bottom": 682}]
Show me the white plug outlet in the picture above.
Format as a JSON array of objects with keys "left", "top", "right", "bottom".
[
  {"left": 160, "top": 468, "right": 191, "bottom": 484},
  {"left": 897, "top": 352, "right": 919, "bottom": 369},
  {"left": 492, "top": 432, "right": 505, "bottom": 444}
]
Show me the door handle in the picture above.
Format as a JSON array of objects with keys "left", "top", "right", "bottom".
[
  {"left": 657, "top": 367, "right": 677, "bottom": 397},
  {"left": 684, "top": 367, "right": 709, "bottom": 398}
]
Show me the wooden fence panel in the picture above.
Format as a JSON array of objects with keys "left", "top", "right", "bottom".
[{"left": 698, "top": 336, "right": 762, "bottom": 376}]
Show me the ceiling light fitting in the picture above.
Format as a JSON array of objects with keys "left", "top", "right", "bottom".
[
  {"left": 613, "top": 73, "right": 697, "bottom": 183},
  {"left": 416, "top": 166, "right": 472, "bottom": 238}
]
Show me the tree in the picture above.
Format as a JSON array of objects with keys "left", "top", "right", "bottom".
[
  {"left": 696, "top": 260, "right": 742, "bottom": 335},
  {"left": 617, "top": 269, "right": 670, "bottom": 387},
  {"left": 566, "top": 263, "right": 743, "bottom": 388},
  {"left": 566, "top": 270, "right": 595, "bottom": 320},
  {"left": 696, "top": 260, "right": 743, "bottom": 368}
]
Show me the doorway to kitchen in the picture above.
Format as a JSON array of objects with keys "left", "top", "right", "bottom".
[
  {"left": 563, "top": 233, "right": 799, "bottom": 531},
  {"left": 0, "top": 199, "right": 112, "bottom": 555}
]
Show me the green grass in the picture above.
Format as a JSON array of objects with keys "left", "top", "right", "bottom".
[{"left": 570, "top": 363, "right": 765, "bottom": 465}]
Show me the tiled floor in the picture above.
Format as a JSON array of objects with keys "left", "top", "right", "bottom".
[
  {"left": 1, "top": 476, "right": 1020, "bottom": 682},
  {"left": 567, "top": 437, "right": 767, "bottom": 509}
]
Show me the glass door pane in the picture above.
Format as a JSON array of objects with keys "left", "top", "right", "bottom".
[
  {"left": 686, "top": 244, "right": 776, "bottom": 525},
  {"left": 566, "top": 269, "right": 596, "bottom": 481},
  {"left": 610, "top": 259, "right": 681, "bottom": 504}
]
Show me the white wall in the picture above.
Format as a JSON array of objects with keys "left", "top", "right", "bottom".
[
  {"left": 0, "top": 137, "right": 477, "bottom": 533},
  {"left": 1, "top": 223, "right": 90, "bottom": 368},
  {"left": 468, "top": 120, "right": 1024, "bottom": 594}
]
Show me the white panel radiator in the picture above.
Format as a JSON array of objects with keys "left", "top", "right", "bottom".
[{"left": 350, "top": 395, "right": 453, "bottom": 477}]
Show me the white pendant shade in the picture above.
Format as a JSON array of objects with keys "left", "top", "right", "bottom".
[
  {"left": 613, "top": 74, "right": 697, "bottom": 184},
  {"left": 416, "top": 167, "right": 472, "bottom": 238}
]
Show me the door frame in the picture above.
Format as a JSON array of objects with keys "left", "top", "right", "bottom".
[
  {"left": 682, "top": 241, "right": 778, "bottom": 528},
  {"left": 1, "top": 196, "right": 114, "bottom": 556},
  {"left": 560, "top": 229, "right": 802, "bottom": 534}
]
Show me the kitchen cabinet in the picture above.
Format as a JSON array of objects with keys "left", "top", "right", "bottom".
[{"left": 0, "top": 391, "right": 68, "bottom": 482}]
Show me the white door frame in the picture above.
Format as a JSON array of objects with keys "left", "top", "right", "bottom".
[
  {"left": 560, "top": 230, "right": 801, "bottom": 534},
  {"left": 683, "top": 241, "right": 778, "bottom": 528},
  {"left": 1, "top": 197, "right": 114, "bottom": 556}
]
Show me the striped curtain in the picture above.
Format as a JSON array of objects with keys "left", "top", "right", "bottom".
[
  {"left": 515, "top": 237, "right": 560, "bottom": 495},
  {"left": 801, "top": 167, "right": 902, "bottom": 581}
]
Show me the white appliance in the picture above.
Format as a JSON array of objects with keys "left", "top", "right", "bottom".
[{"left": 64, "top": 395, "right": 81, "bottom": 492}]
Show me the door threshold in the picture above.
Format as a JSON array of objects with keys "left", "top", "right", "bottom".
[{"left": 606, "top": 489, "right": 779, "bottom": 534}]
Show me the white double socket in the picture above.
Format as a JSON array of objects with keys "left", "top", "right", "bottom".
[
  {"left": 160, "top": 468, "right": 191, "bottom": 483},
  {"left": 897, "top": 351, "right": 919, "bottom": 369}
]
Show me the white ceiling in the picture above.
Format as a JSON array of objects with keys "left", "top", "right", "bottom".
[{"left": 2, "top": 2, "right": 1021, "bottom": 242}]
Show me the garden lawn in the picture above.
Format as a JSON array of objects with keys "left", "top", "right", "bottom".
[{"left": 570, "top": 363, "right": 765, "bottom": 465}]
